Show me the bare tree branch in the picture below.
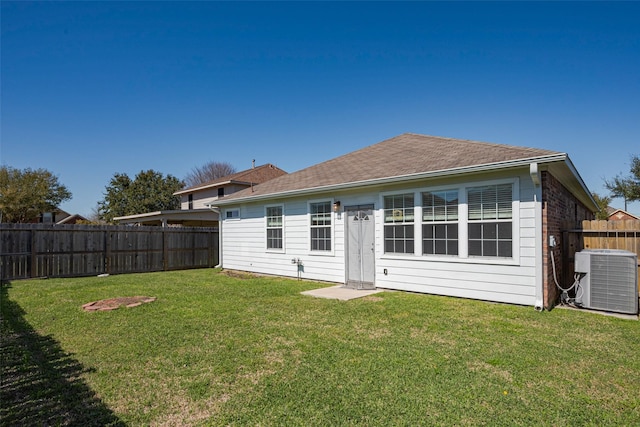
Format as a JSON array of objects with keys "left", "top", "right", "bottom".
[{"left": 184, "top": 161, "right": 236, "bottom": 187}]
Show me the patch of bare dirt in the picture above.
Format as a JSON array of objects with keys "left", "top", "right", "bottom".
[
  {"left": 362, "top": 295, "right": 384, "bottom": 302},
  {"left": 219, "top": 270, "right": 258, "bottom": 279},
  {"left": 82, "top": 296, "right": 156, "bottom": 312}
]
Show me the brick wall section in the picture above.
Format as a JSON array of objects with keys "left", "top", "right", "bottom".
[{"left": 541, "top": 171, "right": 594, "bottom": 308}]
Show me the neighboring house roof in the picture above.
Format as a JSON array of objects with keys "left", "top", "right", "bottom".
[
  {"left": 57, "top": 213, "right": 88, "bottom": 224},
  {"left": 212, "top": 133, "right": 596, "bottom": 210},
  {"left": 607, "top": 207, "right": 640, "bottom": 221},
  {"left": 114, "top": 164, "right": 286, "bottom": 226},
  {"left": 114, "top": 209, "right": 218, "bottom": 226},
  {"left": 174, "top": 163, "right": 287, "bottom": 196},
  {"left": 28, "top": 208, "right": 82, "bottom": 224}
]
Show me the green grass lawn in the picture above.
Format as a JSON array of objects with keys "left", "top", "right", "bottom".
[{"left": 2, "top": 269, "right": 639, "bottom": 426}]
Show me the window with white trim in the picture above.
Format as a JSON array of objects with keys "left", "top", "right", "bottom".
[
  {"left": 310, "top": 201, "right": 332, "bottom": 251},
  {"left": 467, "top": 183, "right": 512, "bottom": 257},
  {"left": 225, "top": 208, "right": 240, "bottom": 220},
  {"left": 422, "top": 190, "right": 458, "bottom": 255},
  {"left": 384, "top": 193, "right": 415, "bottom": 254},
  {"left": 266, "top": 206, "right": 283, "bottom": 250}
]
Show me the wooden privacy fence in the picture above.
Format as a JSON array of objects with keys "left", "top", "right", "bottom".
[
  {"left": 0, "top": 224, "right": 219, "bottom": 281},
  {"left": 563, "top": 219, "right": 640, "bottom": 291},
  {"left": 581, "top": 220, "right": 640, "bottom": 254}
]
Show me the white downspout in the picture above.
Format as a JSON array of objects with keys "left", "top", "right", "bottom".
[
  {"left": 530, "top": 163, "right": 544, "bottom": 311},
  {"left": 209, "top": 206, "right": 222, "bottom": 268}
]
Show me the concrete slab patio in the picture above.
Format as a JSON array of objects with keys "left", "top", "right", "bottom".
[{"left": 301, "top": 285, "right": 383, "bottom": 301}]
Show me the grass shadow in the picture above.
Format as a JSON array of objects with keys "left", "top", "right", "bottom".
[{"left": 0, "top": 283, "right": 125, "bottom": 426}]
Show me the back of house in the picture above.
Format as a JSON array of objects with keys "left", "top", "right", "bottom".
[{"left": 212, "top": 133, "right": 596, "bottom": 310}]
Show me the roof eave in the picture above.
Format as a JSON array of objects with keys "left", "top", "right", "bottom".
[
  {"left": 174, "top": 181, "right": 233, "bottom": 196},
  {"left": 114, "top": 209, "right": 214, "bottom": 221},
  {"left": 210, "top": 154, "right": 570, "bottom": 207},
  {"left": 553, "top": 155, "right": 598, "bottom": 212}
]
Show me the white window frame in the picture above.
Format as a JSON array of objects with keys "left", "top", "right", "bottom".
[
  {"left": 265, "top": 204, "right": 285, "bottom": 252},
  {"left": 382, "top": 192, "right": 416, "bottom": 255},
  {"left": 308, "top": 199, "right": 334, "bottom": 255},
  {"left": 421, "top": 188, "right": 460, "bottom": 257},
  {"left": 379, "top": 177, "right": 520, "bottom": 265},
  {"left": 224, "top": 208, "right": 240, "bottom": 220},
  {"left": 466, "top": 180, "right": 516, "bottom": 259}
]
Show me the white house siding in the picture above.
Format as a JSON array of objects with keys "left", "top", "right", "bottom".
[
  {"left": 372, "top": 169, "right": 538, "bottom": 306},
  {"left": 221, "top": 197, "right": 347, "bottom": 283},
  {"left": 221, "top": 167, "right": 540, "bottom": 306}
]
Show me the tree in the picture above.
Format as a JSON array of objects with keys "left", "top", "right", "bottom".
[
  {"left": 75, "top": 204, "right": 107, "bottom": 225},
  {"left": 98, "top": 170, "right": 183, "bottom": 223},
  {"left": 603, "top": 154, "right": 640, "bottom": 211},
  {"left": 87, "top": 204, "right": 106, "bottom": 224},
  {"left": 591, "top": 192, "right": 612, "bottom": 220},
  {"left": 0, "top": 166, "right": 72, "bottom": 223},
  {"left": 603, "top": 175, "right": 636, "bottom": 211},
  {"left": 183, "top": 161, "right": 236, "bottom": 188},
  {"left": 630, "top": 154, "right": 640, "bottom": 200}
]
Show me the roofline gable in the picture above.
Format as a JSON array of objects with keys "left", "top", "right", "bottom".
[
  {"left": 205, "top": 134, "right": 595, "bottom": 213},
  {"left": 607, "top": 208, "right": 640, "bottom": 220}
]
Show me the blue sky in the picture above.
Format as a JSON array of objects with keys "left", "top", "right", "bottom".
[{"left": 2, "top": 1, "right": 639, "bottom": 217}]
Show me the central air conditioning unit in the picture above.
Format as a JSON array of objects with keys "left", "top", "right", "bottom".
[{"left": 574, "top": 249, "right": 638, "bottom": 315}]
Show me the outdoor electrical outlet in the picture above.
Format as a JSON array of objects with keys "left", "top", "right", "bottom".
[{"left": 549, "top": 235, "right": 556, "bottom": 247}]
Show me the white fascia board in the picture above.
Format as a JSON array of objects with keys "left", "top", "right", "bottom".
[
  {"left": 114, "top": 211, "right": 165, "bottom": 220},
  {"left": 213, "top": 154, "right": 569, "bottom": 206},
  {"left": 114, "top": 209, "right": 213, "bottom": 221},
  {"left": 174, "top": 181, "right": 233, "bottom": 196}
]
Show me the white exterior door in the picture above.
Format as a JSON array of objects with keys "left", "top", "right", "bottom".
[{"left": 345, "top": 204, "right": 375, "bottom": 289}]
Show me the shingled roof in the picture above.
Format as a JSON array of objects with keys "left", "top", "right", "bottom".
[
  {"left": 213, "top": 133, "right": 570, "bottom": 204},
  {"left": 175, "top": 163, "right": 287, "bottom": 195}
]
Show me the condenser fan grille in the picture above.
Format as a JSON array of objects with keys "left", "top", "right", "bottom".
[
  {"left": 589, "top": 254, "right": 637, "bottom": 313},
  {"left": 575, "top": 249, "right": 638, "bottom": 315}
]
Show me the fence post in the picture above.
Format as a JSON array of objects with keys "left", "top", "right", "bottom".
[
  {"left": 105, "top": 229, "right": 111, "bottom": 274},
  {"left": 213, "top": 229, "right": 219, "bottom": 267},
  {"left": 30, "top": 228, "right": 37, "bottom": 279},
  {"left": 163, "top": 229, "right": 169, "bottom": 271},
  {"left": 210, "top": 229, "right": 215, "bottom": 267}
]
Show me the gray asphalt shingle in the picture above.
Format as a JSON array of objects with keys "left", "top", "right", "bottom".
[{"left": 219, "top": 133, "right": 561, "bottom": 201}]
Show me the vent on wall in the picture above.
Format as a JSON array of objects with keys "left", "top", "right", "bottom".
[{"left": 574, "top": 249, "right": 638, "bottom": 315}]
